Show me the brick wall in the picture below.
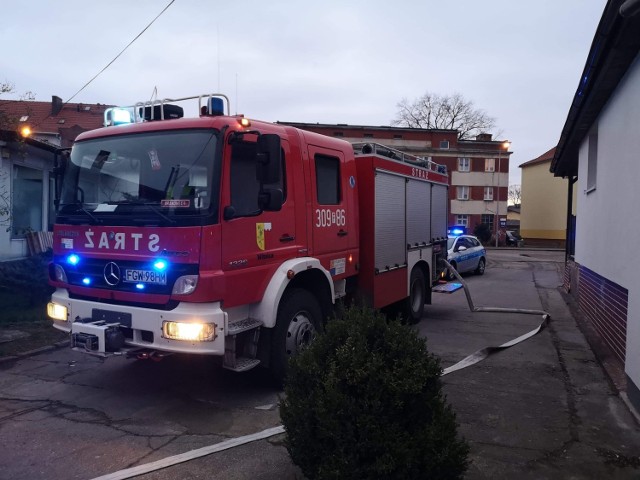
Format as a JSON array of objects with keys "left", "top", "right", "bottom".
[{"left": 578, "top": 265, "right": 628, "bottom": 364}]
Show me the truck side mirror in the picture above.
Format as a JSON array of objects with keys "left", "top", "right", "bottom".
[
  {"left": 256, "top": 134, "right": 281, "bottom": 185},
  {"left": 259, "top": 187, "right": 283, "bottom": 212}
]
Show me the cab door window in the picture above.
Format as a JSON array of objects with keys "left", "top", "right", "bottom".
[
  {"left": 315, "top": 154, "right": 340, "bottom": 205},
  {"left": 230, "top": 140, "right": 286, "bottom": 217}
]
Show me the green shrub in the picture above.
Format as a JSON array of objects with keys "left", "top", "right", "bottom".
[
  {"left": 280, "top": 306, "right": 469, "bottom": 480},
  {"left": 0, "top": 250, "right": 54, "bottom": 305},
  {"left": 473, "top": 223, "right": 491, "bottom": 243}
]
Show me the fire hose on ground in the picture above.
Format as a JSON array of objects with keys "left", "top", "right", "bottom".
[{"left": 90, "top": 261, "right": 551, "bottom": 480}]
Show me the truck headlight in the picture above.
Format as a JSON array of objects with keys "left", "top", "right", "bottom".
[
  {"left": 162, "top": 321, "right": 215, "bottom": 342},
  {"left": 52, "top": 264, "right": 68, "bottom": 283},
  {"left": 47, "top": 303, "right": 68, "bottom": 321},
  {"left": 172, "top": 275, "right": 198, "bottom": 295}
]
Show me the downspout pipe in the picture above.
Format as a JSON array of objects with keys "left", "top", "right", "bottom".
[{"left": 566, "top": 176, "right": 578, "bottom": 261}]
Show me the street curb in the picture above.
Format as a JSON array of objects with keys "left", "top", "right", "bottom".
[{"left": 0, "top": 339, "right": 70, "bottom": 364}]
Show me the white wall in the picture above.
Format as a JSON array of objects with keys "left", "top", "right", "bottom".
[
  {"left": 575, "top": 53, "right": 640, "bottom": 386},
  {"left": 0, "top": 143, "right": 54, "bottom": 260}
]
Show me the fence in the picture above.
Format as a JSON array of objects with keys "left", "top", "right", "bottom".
[{"left": 26, "top": 231, "right": 53, "bottom": 256}]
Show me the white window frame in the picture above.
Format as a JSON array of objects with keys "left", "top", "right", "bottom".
[
  {"left": 458, "top": 157, "right": 470, "bottom": 172},
  {"left": 485, "top": 158, "right": 495, "bottom": 172},
  {"left": 456, "top": 214, "right": 468, "bottom": 226},
  {"left": 484, "top": 187, "right": 494, "bottom": 201},
  {"left": 457, "top": 186, "right": 469, "bottom": 200},
  {"left": 440, "top": 140, "right": 450, "bottom": 150}
]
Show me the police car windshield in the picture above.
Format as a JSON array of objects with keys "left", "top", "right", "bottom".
[
  {"left": 58, "top": 129, "right": 219, "bottom": 226},
  {"left": 447, "top": 237, "right": 456, "bottom": 249}
]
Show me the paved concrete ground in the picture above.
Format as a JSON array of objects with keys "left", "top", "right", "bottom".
[
  {"left": 424, "top": 250, "right": 640, "bottom": 479},
  {"left": 0, "top": 249, "right": 639, "bottom": 479}
]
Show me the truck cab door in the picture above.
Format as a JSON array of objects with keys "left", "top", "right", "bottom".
[
  {"left": 307, "top": 146, "right": 357, "bottom": 268},
  {"left": 220, "top": 135, "right": 298, "bottom": 306}
]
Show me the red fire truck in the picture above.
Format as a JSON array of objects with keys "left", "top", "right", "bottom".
[{"left": 47, "top": 94, "right": 449, "bottom": 381}]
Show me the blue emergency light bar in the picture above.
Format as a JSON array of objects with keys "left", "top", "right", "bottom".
[{"left": 448, "top": 225, "right": 467, "bottom": 236}]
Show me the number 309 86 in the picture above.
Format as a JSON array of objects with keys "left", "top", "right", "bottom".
[{"left": 315, "top": 209, "right": 346, "bottom": 227}]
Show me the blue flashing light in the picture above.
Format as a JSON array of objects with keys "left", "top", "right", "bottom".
[
  {"left": 67, "top": 254, "right": 80, "bottom": 266},
  {"left": 82, "top": 277, "right": 91, "bottom": 285},
  {"left": 153, "top": 260, "right": 168, "bottom": 271},
  {"left": 209, "top": 97, "right": 224, "bottom": 115},
  {"left": 448, "top": 225, "right": 467, "bottom": 236},
  {"left": 135, "top": 283, "right": 145, "bottom": 290}
]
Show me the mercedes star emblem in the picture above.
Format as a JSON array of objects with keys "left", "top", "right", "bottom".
[{"left": 104, "top": 262, "right": 121, "bottom": 286}]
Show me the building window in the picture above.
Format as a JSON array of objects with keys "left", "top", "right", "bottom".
[
  {"left": 440, "top": 140, "right": 450, "bottom": 150},
  {"left": 12, "top": 165, "right": 43, "bottom": 237},
  {"left": 333, "top": 132, "right": 344, "bottom": 137},
  {"left": 481, "top": 214, "right": 494, "bottom": 227},
  {"left": 485, "top": 158, "right": 495, "bottom": 172},
  {"left": 315, "top": 154, "right": 341, "bottom": 205},
  {"left": 456, "top": 215, "right": 468, "bottom": 226},
  {"left": 363, "top": 133, "right": 374, "bottom": 138},
  {"left": 587, "top": 129, "right": 598, "bottom": 193},
  {"left": 457, "top": 186, "right": 469, "bottom": 200},
  {"left": 484, "top": 187, "right": 494, "bottom": 201},
  {"left": 458, "top": 157, "right": 470, "bottom": 172},
  {"left": 393, "top": 134, "right": 403, "bottom": 139}
]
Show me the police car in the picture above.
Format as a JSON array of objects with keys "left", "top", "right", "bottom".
[{"left": 446, "top": 233, "right": 486, "bottom": 280}]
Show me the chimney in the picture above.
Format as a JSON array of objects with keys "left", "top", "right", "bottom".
[
  {"left": 475, "top": 133, "right": 492, "bottom": 141},
  {"left": 52, "top": 95, "right": 63, "bottom": 116}
]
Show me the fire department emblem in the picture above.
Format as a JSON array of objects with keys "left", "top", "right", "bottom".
[{"left": 256, "top": 223, "right": 272, "bottom": 251}]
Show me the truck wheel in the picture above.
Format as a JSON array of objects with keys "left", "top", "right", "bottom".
[
  {"left": 475, "top": 258, "right": 486, "bottom": 275},
  {"left": 402, "top": 267, "right": 426, "bottom": 324},
  {"left": 271, "top": 288, "right": 323, "bottom": 386}
]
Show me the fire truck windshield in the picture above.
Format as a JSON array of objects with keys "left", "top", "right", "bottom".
[{"left": 58, "top": 129, "right": 219, "bottom": 226}]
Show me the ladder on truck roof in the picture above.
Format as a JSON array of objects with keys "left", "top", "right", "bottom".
[{"left": 352, "top": 142, "right": 447, "bottom": 174}]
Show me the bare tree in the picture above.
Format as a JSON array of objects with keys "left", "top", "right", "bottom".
[
  {"left": 508, "top": 185, "right": 521, "bottom": 206},
  {"left": 392, "top": 92, "right": 497, "bottom": 140}
]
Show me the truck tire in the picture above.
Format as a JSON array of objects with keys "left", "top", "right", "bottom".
[
  {"left": 402, "top": 267, "right": 426, "bottom": 324},
  {"left": 271, "top": 288, "right": 323, "bottom": 386}
]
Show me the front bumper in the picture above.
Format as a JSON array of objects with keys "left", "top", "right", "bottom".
[{"left": 50, "top": 288, "right": 227, "bottom": 355}]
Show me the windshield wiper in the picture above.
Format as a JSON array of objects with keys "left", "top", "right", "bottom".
[
  {"left": 73, "top": 202, "right": 102, "bottom": 224},
  {"left": 144, "top": 203, "right": 176, "bottom": 224},
  {"left": 125, "top": 200, "right": 176, "bottom": 224}
]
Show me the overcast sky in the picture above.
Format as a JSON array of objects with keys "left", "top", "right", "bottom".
[{"left": 2, "top": 0, "right": 606, "bottom": 186}]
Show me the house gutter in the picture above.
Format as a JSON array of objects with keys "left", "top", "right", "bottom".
[{"left": 620, "top": 0, "right": 640, "bottom": 17}]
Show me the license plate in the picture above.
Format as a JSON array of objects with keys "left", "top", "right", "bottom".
[{"left": 124, "top": 269, "right": 167, "bottom": 285}]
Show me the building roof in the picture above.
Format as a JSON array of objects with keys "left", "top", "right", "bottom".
[
  {"left": 519, "top": 147, "right": 556, "bottom": 168},
  {"left": 276, "top": 121, "right": 457, "bottom": 135},
  {"left": 0, "top": 96, "right": 110, "bottom": 147},
  {"left": 551, "top": 0, "right": 640, "bottom": 177}
]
